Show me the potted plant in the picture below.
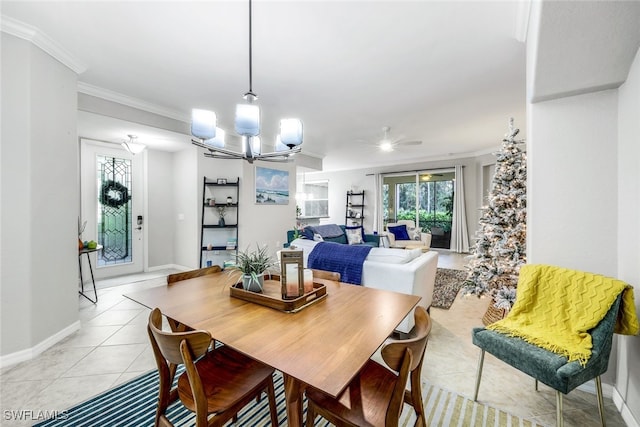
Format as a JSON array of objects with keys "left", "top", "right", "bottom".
[{"left": 228, "top": 245, "right": 276, "bottom": 292}]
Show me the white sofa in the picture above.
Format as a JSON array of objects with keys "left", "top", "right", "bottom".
[
  {"left": 287, "top": 238, "right": 439, "bottom": 333},
  {"left": 385, "top": 220, "right": 432, "bottom": 249}
]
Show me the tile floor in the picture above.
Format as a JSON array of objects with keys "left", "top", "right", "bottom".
[{"left": 0, "top": 251, "right": 627, "bottom": 426}]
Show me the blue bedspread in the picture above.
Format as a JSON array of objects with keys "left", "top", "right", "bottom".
[{"left": 308, "top": 242, "right": 372, "bottom": 285}]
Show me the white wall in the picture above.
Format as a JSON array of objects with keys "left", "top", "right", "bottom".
[
  {"left": 1, "top": 34, "right": 33, "bottom": 355},
  {"left": 616, "top": 46, "right": 640, "bottom": 425},
  {"left": 302, "top": 169, "right": 377, "bottom": 232},
  {"left": 527, "top": 90, "right": 618, "bottom": 275},
  {"left": 172, "top": 148, "right": 199, "bottom": 268},
  {"left": 239, "top": 160, "right": 296, "bottom": 255},
  {"left": 528, "top": 90, "right": 620, "bottom": 389},
  {"left": 169, "top": 148, "right": 297, "bottom": 270},
  {"left": 146, "top": 150, "right": 175, "bottom": 268},
  {"left": 1, "top": 34, "right": 79, "bottom": 358}
]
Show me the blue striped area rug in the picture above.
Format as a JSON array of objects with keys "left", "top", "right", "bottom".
[{"left": 34, "top": 369, "right": 544, "bottom": 426}]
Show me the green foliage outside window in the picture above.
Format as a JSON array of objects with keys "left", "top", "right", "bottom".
[{"left": 396, "top": 209, "right": 453, "bottom": 233}]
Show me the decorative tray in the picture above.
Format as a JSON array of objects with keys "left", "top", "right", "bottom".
[{"left": 230, "top": 274, "right": 327, "bottom": 313}]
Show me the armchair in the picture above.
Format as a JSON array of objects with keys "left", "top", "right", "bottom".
[
  {"left": 385, "top": 220, "right": 431, "bottom": 249},
  {"left": 472, "top": 264, "right": 639, "bottom": 427}
]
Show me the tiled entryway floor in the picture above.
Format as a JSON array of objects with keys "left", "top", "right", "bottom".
[{"left": 0, "top": 252, "right": 627, "bottom": 426}]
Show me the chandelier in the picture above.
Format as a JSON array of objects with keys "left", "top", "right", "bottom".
[
  {"left": 190, "top": 0, "right": 303, "bottom": 163},
  {"left": 121, "top": 134, "right": 146, "bottom": 155}
]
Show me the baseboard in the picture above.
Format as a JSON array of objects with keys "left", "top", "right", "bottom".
[
  {"left": 579, "top": 380, "right": 639, "bottom": 427},
  {"left": 613, "top": 387, "right": 640, "bottom": 427},
  {"left": 147, "top": 264, "right": 191, "bottom": 272},
  {"left": 0, "top": 320, "right": 81, "bottom": 369},
  {"left": 576, "top": 378, "right": 613, "bottom": 399}
]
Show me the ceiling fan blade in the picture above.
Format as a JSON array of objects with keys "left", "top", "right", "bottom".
[{"left": 394, "top": 140, "right": 422, "bottom": 146}]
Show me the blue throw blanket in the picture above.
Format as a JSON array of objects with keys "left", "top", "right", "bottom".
[{"left": 308, "top": 242, "right": 372, "bottom": 285}]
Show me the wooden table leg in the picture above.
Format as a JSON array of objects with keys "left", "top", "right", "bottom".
[{"left": 283, "top": 373, "right": 304, "bottom": 427}]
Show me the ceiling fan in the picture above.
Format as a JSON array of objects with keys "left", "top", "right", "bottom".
[{"left": 376, "top": 126, "right": 422, "bottom": 152}]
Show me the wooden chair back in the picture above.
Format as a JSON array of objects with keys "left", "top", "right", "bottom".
[
  {"left": 304, "top": 306, "right": 432, "bottom": 427},
  {"left": 147, "top": 307, "right": 279, "bottom": 427},
  {"left": 148, "top": 308, "right": 212, "bottom": 365},
  {"left": 167, "top": 265, "right": 222, "bottom": 284},
  {"left": 381, "top": 306, "right": 432, "bottom": 425},
  {"left": 147, "top": 308, "right": 212, "bottom": 426},
  {"left": 382, "top": 306, "right": 431, "bottom": 372},
  {"left": 311, "top": 269, "right": 341, "bottom": 281}
]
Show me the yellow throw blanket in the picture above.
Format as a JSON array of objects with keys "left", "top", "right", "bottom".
[{"left": 487, "top": 264, "right": 639, "bottom": 366}]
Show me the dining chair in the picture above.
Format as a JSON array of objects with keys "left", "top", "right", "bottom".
[
  {"left": 147, "top": 308, "right": 279, "bottom": 427},
  {"left": 166, "top": 265, "right": 222, "bottom": 284},
  {"left": 311, "top": 269, "right": 341, "bottom": 281},
  {"left": 305, "top": 306, "right": 432, "bottom": 427},
  {"left": 165, "top": 266, "right": 223, "bottom": 332}
]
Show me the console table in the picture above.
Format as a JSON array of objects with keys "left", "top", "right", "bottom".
[{"left": 78, "top": 245, "right": 102, "bottom": 303}]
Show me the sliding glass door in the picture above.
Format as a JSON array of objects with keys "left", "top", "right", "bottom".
[{"left": 382, "top": 170, "right": 455, "bottom": 249}]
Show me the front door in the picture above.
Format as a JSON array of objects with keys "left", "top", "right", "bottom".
[{"left": 80, "top": 139, "right": 144, "bottom": 279}]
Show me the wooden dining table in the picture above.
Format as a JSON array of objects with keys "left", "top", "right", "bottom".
[{"left": 124, "top": 271, "right": 420, "bottom": 426}]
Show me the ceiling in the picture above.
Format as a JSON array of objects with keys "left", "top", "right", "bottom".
[{"left": 3, "top": 1, "right": 528, "bottom": 171}]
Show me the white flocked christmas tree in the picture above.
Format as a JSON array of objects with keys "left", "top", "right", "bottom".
[{"left": 463, "top": 118, "right": 526, "bottom": 310}]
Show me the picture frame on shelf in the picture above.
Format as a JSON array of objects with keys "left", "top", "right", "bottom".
[{"left": 217, "top": 178, "right": 227, "bottom": 184}]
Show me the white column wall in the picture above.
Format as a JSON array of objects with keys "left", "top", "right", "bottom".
[
  {"left": 1, "top": 34, "right": 33, "bottom": 355},
  {"left": 616, "top": 46, "right": 640, "bottom": 425},
  {"left": 1, "top": 34, "right": 79, "bottom": 359},
  {"left": 527, "top": 90, "right": 619, "bottom": 387},
  {"left": 527, "top": 90, "right": 618, "bottom": 274}
]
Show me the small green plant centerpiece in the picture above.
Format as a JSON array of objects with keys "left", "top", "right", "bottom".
[{"left": 227, "top": 245, "right": 276, "bottom": 293}]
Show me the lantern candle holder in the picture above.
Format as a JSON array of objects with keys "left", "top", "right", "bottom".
[{"left": 280, "top": 250, "right": 304, "bottom": 299}]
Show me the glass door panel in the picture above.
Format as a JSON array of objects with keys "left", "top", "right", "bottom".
[{"left": 382, "top": 171, "right": 455, "bottom": 249}]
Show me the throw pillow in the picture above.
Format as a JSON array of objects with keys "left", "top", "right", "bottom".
[
  {"left": 345, "top": 229, "right": 363, "bottom": 245},
  {"left": 388, "top": 224, "right": 410, "bottom": 241},
  {"left": 344, "top": 225, "right": 365, "bottom": 245},
  {"left": 302, "top": 226, "right": 315, "bottom": 240},
  {"left": 313, "top": 233, "right": 324, "bottom": 242}
]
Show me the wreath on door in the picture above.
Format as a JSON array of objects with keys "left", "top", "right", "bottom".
[{"left": 100, "top": 180, "right": 129, "bottom": 208}]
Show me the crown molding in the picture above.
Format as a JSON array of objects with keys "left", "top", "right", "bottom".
[
  {"left": 78, "top": 82, "right": 189, "bottom": 122},
  {"left": 1, "top": 15, "right": 87, "bottom": 74}
]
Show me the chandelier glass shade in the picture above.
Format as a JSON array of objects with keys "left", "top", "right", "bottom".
[
  {"left": 190, "top": 0, "right": 303, "bottom": 163},
  {"left": 121, "top": 134, "right": 146, "bottom": 155}
]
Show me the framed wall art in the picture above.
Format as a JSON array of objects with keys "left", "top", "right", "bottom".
[{"left": 255, "top": 166, "right": 289, "bottom": 205}]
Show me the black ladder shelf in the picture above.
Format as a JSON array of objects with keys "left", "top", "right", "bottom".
[
  {"left": 199, "top": 177, "right": 240, "bottom": 268},
  {"left": 345, "top": 190, "right": 365, "bottom": 226}
]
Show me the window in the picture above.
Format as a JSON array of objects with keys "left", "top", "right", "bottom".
[
  {"left": 382, "top": 171, "right": 454, "bottom": 248},
  {"left": 299, "top": 180, "right": 329, "bottom": 218},
  {"left": 97, "top": 155, "right": 132, "bottom": 266}
]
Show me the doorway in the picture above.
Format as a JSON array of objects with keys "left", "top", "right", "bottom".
[
  {"left": 382, "top": 170, "right": 455, "bottom": 249},
  {"left": 80, "top": 139, "right": 145, "bottom": 279}
]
